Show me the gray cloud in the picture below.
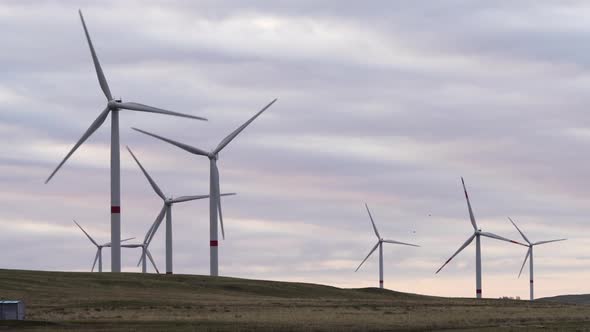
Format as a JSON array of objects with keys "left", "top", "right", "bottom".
[{"left": 0, "top": 0, "right": 587, "bottom": 299}]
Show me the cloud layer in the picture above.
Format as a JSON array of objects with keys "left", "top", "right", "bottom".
[{"left": 0, "top": 0, "right": 588, "bottom": 299}]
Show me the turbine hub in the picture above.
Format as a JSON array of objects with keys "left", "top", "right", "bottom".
[
  {"left": 107, "top": 98, "right": 122, "bottom": 108},
  {"left": 107, "top": 100, "right": 117, "bottom": 108},
  {"left": 208, "top": 152, "right": 218, "bottom": 160}
]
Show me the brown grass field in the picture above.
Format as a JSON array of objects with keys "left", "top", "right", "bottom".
[{"left": 0, "top": 269, "right": 589, "bottom": 331}]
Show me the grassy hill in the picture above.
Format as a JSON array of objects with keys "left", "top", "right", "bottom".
[
  {"left": 0, "top": 269, "right": 589, "bottom": 331},
  {"left": 539, "top": 294, "right": 590, "bottom": 305}
]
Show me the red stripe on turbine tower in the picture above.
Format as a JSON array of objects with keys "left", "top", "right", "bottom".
[
  {"left": 530, "top": 280, "right": 534, "bottom": 283},
  {"left": 476, "top": 289, "right": 482, "bottom": 294},
  {"left": 111, "top": 206, "right": 120, "bottom": 213},
  {"left": 210, "top": 240, "right": 218, "bottom": 247}
]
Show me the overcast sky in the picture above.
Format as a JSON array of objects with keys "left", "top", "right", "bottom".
[{"left": 1, "top": 0, "right": 588, "bottom": 299}]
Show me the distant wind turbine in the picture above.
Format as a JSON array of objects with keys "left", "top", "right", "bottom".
[
  {"left": 126, "top": 146, "right": 235, "bottom": 274},
  {"left": 45, "top": 10, "right": 206, "bottom": 273},
  {"left": 355, "top": 203, "right": 419, "bottom": 289},
  {"left": 122, "top": 240, "right": 160, "bottom": 274},
  {"left": 132, "top": 98, "right": 277, "bottom": 276},
  {"left": 436, "top": 178, "right": 526, "bottom": 299},
  {"left": 73, "top": 220, "right": 133, "bottom": 272},
  {"left": 508, "top": 217, "right": 566, "bottom": 301},
  {"left": 123, "top": 213, "right": 165, "bottom": 274}
]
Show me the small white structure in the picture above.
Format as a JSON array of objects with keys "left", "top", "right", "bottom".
[{"left": 0, "top": 301, "right": 25, "bottom": 320}]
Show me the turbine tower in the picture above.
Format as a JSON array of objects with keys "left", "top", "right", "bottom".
[
  {"left": 132, "top": 98, "right": 277, "bottom": 276},
  {"left": 126, "top": 146, "right": 235, "bottom": 274},
  {"left": 45, "top": 10, "right": 206, "bottom": 273},
  {"left": 436, "top": 177, "right": 525, "bottom": 299},
  {"left": 73, "top": 220, "right": 133, "bottom": 272},
  {"left": 509, "top": 217, "right": 566, "bottom": 301},
  {"left": 355, "top": 203, "right": 419, "bottom": 289}
]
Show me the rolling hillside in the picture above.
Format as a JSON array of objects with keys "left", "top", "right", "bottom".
[
  {"left": 539, "top": 294, "right": 590, "bottom": 305},
  {"left": 0, "top": 269, "right": 589, "bottom": 331}
]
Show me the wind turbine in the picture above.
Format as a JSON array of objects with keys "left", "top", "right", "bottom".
[
  {"left": 508, "top": 217, "right": 566, "bottom": 301},
  {"left": 45, "top": 10, "right": 207, "bottom": 273},
  {"left": 121, "top": 241, "right": 160, "bottom": 274},
  {"left": 355, "top": 203, "right": 419, "bottom": 289},
  {"left": 73, "top": 220, "right": 133, "bottom": 272},
  {"left": 435, "top": 177, "right": 526, "bottom": 299},
  {"left": 122, "top": 213, "right": 163, "bottom": 274},
  {"left": 131, "top": 98, "right": 277, "bottom": 276},
  {"left": 126, "top": 146, "right": 236, "bottom": 274}
]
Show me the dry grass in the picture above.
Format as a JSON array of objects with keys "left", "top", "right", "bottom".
[{"left": 0, "top": 269, "right": 588, "bottom": 331}]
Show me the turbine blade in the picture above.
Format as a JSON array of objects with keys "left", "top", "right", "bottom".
[
  {"left": 73, "top": 219, "right": 99, "bottom": 247},
  {"left": 479, "top": 231, "right": 526, "bottom": 246},
  {"left": 382, "top": 239, "right": 420, "bottom": 247},
  {"left": 46, "top": 107, "right": 110, "bottom": 183},
  {"left": 461, "top": 177, "right": 478, "bottom": 231},
  {"left": 218, "top": 196, "right": 225, "bottom": 240},
  {"left": 116, "top": 102, "right": 207, "bottom": 121},
  {"left": 364, "top": 203, "right": 380, "bottom": 239},
  {"left": 508, "top": 217, "right": 531, "bottom": 244},
  {"left": 126, "top": 146, "right": 166, "bottom": 200},
  {"left": 170, "top": 194, "right": 209, "bottom": 204},
  {"left": 213, "top": 162, "right": 225, "bottom": 240},
  {"left": 145, "top": 205, "right": 167, "bottom": 245},
  {"left": 534, "top": 238, "right": 567, "bottom": 245},
  {"left": 132, "top": 128, "right": 209, "bottom": 156},
  {"left": 170, "top": 192, "right": 236, "bottom": 204},
  {"left": 120, "top": 237, "right": 135, "bottom": 243},
  {"left": 78, "top": 10, "right": 112, "bottom": 100},
  {"left": 355, "top": 241, "right": 380, "bottom": 272},
  {"left": 91, "top": 250, "right": 99, "bottom": 272},
  {"left": 436, "top": 233, "right": 476, "bottom": 274},
  {"left": 214, "top": 98, "right": 277, "bottom": 154},
  {"left": 146, "top": 249, "right": 159, "bottom": 274},
  {"left": 518, "top": 247, "right": 531, "bottom": 278},
  {"left": 136, "top": 254, "right": 143, "bottom": 267},
  {"left": 143, "top": 215, "right": 158, "bottom": 244},
  {"left": 120, "top": 244, "right": 141, "bottom": 248}
]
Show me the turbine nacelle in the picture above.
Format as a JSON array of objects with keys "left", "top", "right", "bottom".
[{"left": 107, "top": 99, "right": 123, "bottom": 109}]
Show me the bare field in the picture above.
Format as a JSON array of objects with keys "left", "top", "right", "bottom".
[{"left": 0, "top": 269, "right": 588, "bottom": 331}]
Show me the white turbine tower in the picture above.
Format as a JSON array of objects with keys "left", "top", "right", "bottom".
[
  {"left": 73, "top": 220, "right": 133, "bottom": 272},
  {"left": 45, "top": 10, "right": 206, "bottom": 273},
  {"left": 508, "top": 217, "right": 566, "bottom": 301},
  {"left": 436, "top": 177, "right": 526, "bottom": 299},
  {"left": 132, "top": 98, "right": 277, "bottom": 276},
  {"left": 355, "top": 203, "right": 419, "bottom": 289},
  {"left": 126, "top": 146, "right": 235, "bottom": 274}
]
